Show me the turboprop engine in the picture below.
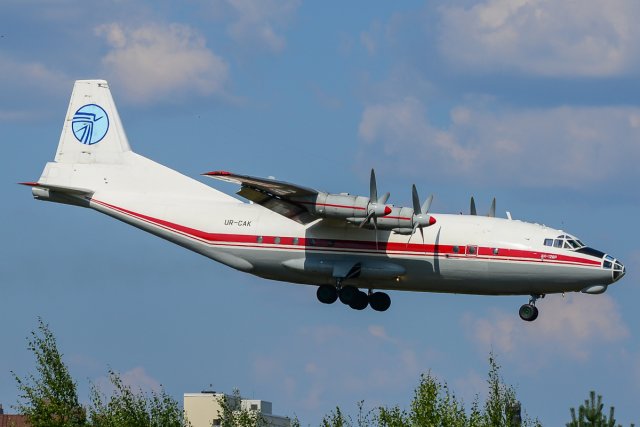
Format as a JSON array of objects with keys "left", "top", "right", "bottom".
[
  {"left": 293, "top": 169, "right": 392, "bottom": 224},
  {"left": 348, "top": 184, "right": 437, "bottom": 238},
  {"left": 299, "top": 192, "right": 391, "bottom": 219}
]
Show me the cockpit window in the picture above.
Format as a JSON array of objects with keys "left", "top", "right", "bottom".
[{"left": 546, "top": 235, "right": 585, "bottom": 250}]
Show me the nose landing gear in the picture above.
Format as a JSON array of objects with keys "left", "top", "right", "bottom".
[{"left": 519, "top": 294, "right": 543, "bottom": 322}]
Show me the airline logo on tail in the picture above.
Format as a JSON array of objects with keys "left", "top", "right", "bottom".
[{"left": 72, "top": 104, "right": 109, "bottom": 145}]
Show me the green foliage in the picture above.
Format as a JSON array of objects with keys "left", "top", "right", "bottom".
[
  {"left": 566, "top": 391, "right": 634, "bottom": 427},
  {"left": 89, "top": 370, "right": 187, "bottom": 427},
  {"left": 320, "top": 406, "right": 352, "bottom": 427},
  {"left": 217, "top": 388, "right": 266, "bottom": 427},
  {"left": 321, "top": 354, "right": 543, "bottom": 427},
  {"left": 12, "top": 317, "right": 86, "bottom": 427},
  {"left": 13, "top": 318, "right": 189, "bottom": 427}
]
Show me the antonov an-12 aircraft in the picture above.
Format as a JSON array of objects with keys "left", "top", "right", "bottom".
[{"left": 23, "top": 80, "right": 626, "bottom": 321}]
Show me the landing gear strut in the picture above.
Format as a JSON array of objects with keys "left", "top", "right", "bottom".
[{"left": 519, "top": 294, "right": 543, "bottom": 322}]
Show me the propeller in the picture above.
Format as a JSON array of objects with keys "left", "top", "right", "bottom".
[
  {"left": 407, "top": 184, "right": 436, "bottom": 247},
  {"left": 487, "top": 197, "right": 496, "bottom": 218},
  {"left": 359, "top": 169, "right": 392, "bottom": 249},
  {"left": 469, "top": 196, "right": 495, "bottom": 217}
]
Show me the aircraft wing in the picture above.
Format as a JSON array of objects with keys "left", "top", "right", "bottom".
[
  {"left": 203, "top": 171, "right": 318, "bottom": 224},
  {"left": 203, "top": 171, "right": 318, "bottom": 197}
]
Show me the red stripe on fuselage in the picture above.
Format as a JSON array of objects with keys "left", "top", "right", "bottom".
[{"left": 91, "top": 199, "right": 601, "bottom": 267}]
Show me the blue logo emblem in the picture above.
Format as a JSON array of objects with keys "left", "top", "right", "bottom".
[{"left": 72, "top": 104, "right": 109, "bottom": 145}]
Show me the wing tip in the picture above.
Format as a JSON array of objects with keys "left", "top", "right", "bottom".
[{"left": 202, "top": 170, "right": 232, "bottom": 176}]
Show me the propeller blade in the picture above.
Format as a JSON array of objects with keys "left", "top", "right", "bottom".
[
  {"left": 359, "top": 211, "right": 374, "bottom": 228},
  {"left": 370, "top": 169, "right": 378, "bottom": 202},
  {"left": 470, "top": 196, "right": 477, "bottom": 215},
  {"left": 407, "top": 222, "right": 418, "bottom": 247},
  {"left": 419, "top": 225, "right": 424, "bottom": 246},
  {"left": 422, "top": 194, "right": 433, "bottom": 214},
  {"left": 412, "top": 184, "right": 421, "bottom": 214},
  {"left": 487, "top": 197, "right": 496, "bottom": 218},
  {"left": 378, "top": 192, "right": 390, "bottom": 205}
]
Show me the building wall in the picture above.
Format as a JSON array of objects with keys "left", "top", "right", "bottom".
[
  {"left": 184, "top": 392, "right": 290, "bottom": 427},
  {"left": 0, "top": 414, "right": 30, "bottom": 427},
  {"left": 184, "top": 393, "right": 225, "bottom": 427}
]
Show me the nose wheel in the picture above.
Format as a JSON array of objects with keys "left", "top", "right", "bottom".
[{"left": 519, "top": 294, "right": 543, "bottom": 322}]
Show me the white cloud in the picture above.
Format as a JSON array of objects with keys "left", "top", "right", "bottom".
[
  {"left": 93, "top": 366, "right": 161, "bottom": 396},
  {"left": 213, "top": 0, "right": 300, "bottom": 52},
  {"left": 0, "top": 54, "right": 68, "bottom": 120},
  {"left": 463, "top": 294, "right": 628, "bottom": 364},
  {"left": 95, "top": 22, "right": 229, "bottom": 104},
  {"left": 439, "top": 0, "right": 640, "bottom": 76},
  {"left": 368, "top": 324, "right": 390, "bottom": 340},
  {"left": 251, "top": 323, "right": 437, "bottom": 412},
  {"left": 358, "top": 98, "right": 640, "bottom": 189}
]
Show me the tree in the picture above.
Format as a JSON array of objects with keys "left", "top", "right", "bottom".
[
  {"left": 320, "top": 406, "right": 351, "bottom": 427},
  {"left": 322, "top": 354, "right": 542, "bottom": 427},
  {"left": 566, "top": 391, "right": 635, "bottom": 427},
  {"left": 216, "top": 388, "right": 267, "bottom": 427},
  {"left": 89, "top": 370, "right": 187, "bottom": 427},
  {"left": 12, "top": 318, "right": 86, "bottom": 427},
  {"left": 13, "top": 318, "right": 189, "bottom": 427}
]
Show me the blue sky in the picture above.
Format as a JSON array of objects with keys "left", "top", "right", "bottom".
[{"left": 1, "top": 0, "right": 639, "bottom": 424}]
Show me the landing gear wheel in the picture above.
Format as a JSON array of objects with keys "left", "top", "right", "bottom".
[
  {"left": 349, "top": 290, "right": 369, "bottom": 310},
  {"left": 519, "top": 304, "right": 539, "bottom": 322},
  {"left": 369, "top": 292, "right": 391, "bottom": 312},
  {"left": 316, "top": 285, "right": 338, "bottom": 304},
  {"left": 338, "top": 286, "right": 358, "bottom": 305}
]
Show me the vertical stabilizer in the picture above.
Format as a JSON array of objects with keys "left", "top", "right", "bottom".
[{"left": 55, "top": 80, "right": 130, "bottom": 164}]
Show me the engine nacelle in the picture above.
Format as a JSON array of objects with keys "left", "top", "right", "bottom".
[
  {"left": 347, "top": 206, "right": 435, "bottom": 232},
  {"left": 295, "top": 192, "right": 390, "bottom": 219}
]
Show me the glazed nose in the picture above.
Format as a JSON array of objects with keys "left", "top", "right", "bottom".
[{"left": 613, "top": 261, "right": 625, "bottom": 282}]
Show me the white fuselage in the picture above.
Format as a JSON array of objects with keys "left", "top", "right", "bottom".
[{"left": 85, "top": 181, "right": 620, "bottom": 297}]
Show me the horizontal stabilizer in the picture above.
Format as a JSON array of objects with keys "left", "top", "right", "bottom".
[{"left": 19, "top": 182, "right": 94, "bottom": 196}]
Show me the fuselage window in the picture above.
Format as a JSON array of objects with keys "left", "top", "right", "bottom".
[
  {"left": 468, "top": 246, "right": 477, "bottom": 255},
  {"left": 453, "top": 246, "right": 459, "bottom": 253},
  {"left": 553, "top": 239, "right": 563, "bottom": 248},
  {"left": 256, "top": 236, "right": 263, "bottom": 243},
  {"left": 274, "top": 237, "right": 281, "bottom": 244},
  {"left": 493, "top": 248, "right": 499, "bottom": 255},
  {"left": 293, "top": 237, "right": 299, "bottom": 245},
  {"left": 544, "top": 239, "right": 553, "bottom": 247}
]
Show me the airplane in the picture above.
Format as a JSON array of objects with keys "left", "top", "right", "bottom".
[{"left": 22, "top": 80, "right": 626, "bottom": 322}]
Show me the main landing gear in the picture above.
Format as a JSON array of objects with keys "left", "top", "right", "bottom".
[
  {"left": 519, "top": 294, "right": 544, "bottom": 322},
  {"left": 316, "top": 284, "right": 391, "bottom": 312}
]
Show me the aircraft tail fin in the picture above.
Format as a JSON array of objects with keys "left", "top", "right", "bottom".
[
  {"left": 55, "top": 80, "right": 130, "bottom": 164},
  {"left": 30, "top": 79, "right": 240, "bottom": 205}
]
